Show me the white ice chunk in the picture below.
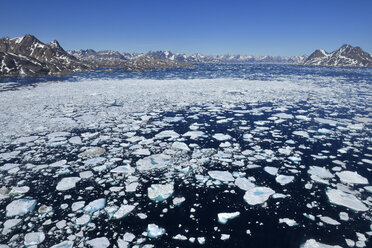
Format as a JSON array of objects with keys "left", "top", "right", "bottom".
[
  {"left": 264, "top": 166, "right": 278, "bottom": 176},
  {"left": 56, "top": 177, "right": 81, "bottom": 191},
  {"left": 69, "top": 136, "right": 82, "bottom": 145},
  {"left": 326, "top": 189, "right": 368, "bottom": 212},
  {"left": 172, "top": 142, "right": 190, "bottom": 151},
  {"left": 2, "top": 219, "right": 22, "bottom": 235},
  {"left": 208, "top": 170, "right": 234, "bottom": 182},
  {"left": 86, "top": 237, "right": 110, "bottom": 248},
  {"left": 78, "top": 147, "right": 105, "bottom": 158},
  {"left": 75, "top": 214, "right": 91, "bottom": 225},
  {"left": 173, "top": 234, "right": 188, "bottom": 240},
  {"left": 155, "top": 130, "right": 179, "bottom": 139},
  {"left": 24, "top": 232, "right": 45, "bottom": 246},
  {"left": 50, "top": 241, "right": 74, "bottom": 248},
  {"left": 336, "top": 171, "right": 369, "bottom": 185},
  {"left": 71, "top": 201, "right": 85, "bottom": 212},
  {"left": 147, "top": 224, "right": 165, "bottom": 238},
  {"left": 173, "top": 197, "right": 186, "bottom": 206},
  {"left": 276, "top": 175, "right": 295, "bottom": 185},
  {"left": 6, "top": 198, "right": 37, "bottom": 217},
  {"left": 293, "top": 131, "right": 309, "bottom": 138},
  {"left": 136, "top": 154, "right": 170, "bottom": 171},
  {"left": 319, "top": 216, "right": 340, "bottom": 225},
  {"left": 148, "top": 184, "right": 174, "bottom": 202},
  {"left": 132, "top": 149, "right": 151, "bottom": 156},
  {"left": 302, "top": 239, "right": 342, "bottom": 248},
  {"left": 113, "top": 205, "right": 135, "bottom": 219},
  {"left": 234, "top": 177, "right": 255, "bottom": 191},
  {"left": 212, "top": 133, "right": 232, "bottom": 141},
  {"left": 279, "top": 218, "right": 298, "bottom": 226},
  {"left": 183, "top": 131, "right": 205, "bottom": 139},
  {"left": 243, "top": 187, "right": 275, "bottom": 205},
  {"left": 84, "top": 198, "right": 106, "bottom": 212},
  {"left": 218, "top": 212, "right": 240, "bottom": 224},
  {"left": 221, "top": 234, "right": 230, "bottom": 240}
]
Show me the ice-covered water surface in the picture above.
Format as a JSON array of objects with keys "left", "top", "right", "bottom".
[{"left": 0, "top": 65, "right": 371, "bottom": 247}]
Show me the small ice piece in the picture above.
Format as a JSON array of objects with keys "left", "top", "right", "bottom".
[
  {"left": 110, "top": 165, "right": 135, "bottom": 174},
  {"left": 183, "top": 131, "right": 205, "bottom": 140},
  {"left": 6, "top": 198, "right": 37, "bottom": 217},
  {"left": 275, "top": 175, "right": 295, "bottom": 185},
  {"left": 84, "top": 198, "right": 106, "bottom": 212},
  {"left": 136, "top": 154, "right": 170, "bottom": 171},
  {"left": 173, "top": 197, "right": 186, "bottom": 206},
  {"left": 339, "top": 212, "right": 349, "bottom": 221},
  {"left": 69, "top": 136, "right": 82, "bottom": 145},
  {"left": 243, "top": 187, "right": 275, "bottom": 205},
  {"left": 24, "top": 232, "right": 45, "bottom": 246},
  {"left": 319, "top": 216, "right": 341, "bottom": 225},
  {"left": 293, "top": 131, "right": 310, "bottom": 138},
  {"left": 308, "top": 166, "right": 334, "bottom": 184},
  {"left": 56, "top": 177, "right": 81, "bottom": 191},
  {"left": 86, "top": 237, "right": 110, "bottom": 248},
  {"left": 113, "top": 205, "right": 136, "bottom": 219},
  {"left": 148, "top": 184, "right": 174, "bottom": 202},
  {"left": 173, "top": 234, "right": 188, "bottom": 240},
  {"left": 345, "top": 239, "right": 355, "bottom": 247},
  {"left": 326, "top": 189, "right": 368, "bottom": 212},
  {"left": 123, "top": 232, "right": 136, "bottom": 242},
  {"left": 2, "top": 219, "right": 22, "bottom": 235},
  {"left": 264, "top": 166, "right": 278, "bottom": 176},
  {"left": 318, "top": 128, "right": 332, "bottom": 135},
  {"left": 9, "top": 186, "right": 30, "bottom": 195},
  {"left": 212, "top": 133, "right": 232, "bottom": 141},
  {"left": 126, "top": 182, "right": 139, "bottom": 192},
  {"left": 279, "top": 218, "right": 298, "bottom": 226},
  {"left": 336, "top": 171, "right": 369, "bottom": 185},
  {"left": 78, "top": 147, "right": 105, "bottom": 158},
  {"left": 79, "top": 171, "right": 93, "bottom": 179},
  {"left": 198, "top": 237, "right": 206, "bottom": 245},
  {"left": 155, "top": 130, "right": 179, "bottom": 139},
  {"left": 147, "top": 224, "right": 165, "bottom": 238},
  {"left": 171, "top": 142, "right": 190, "bottom": 151},
  {"left": 364, "top": 186, "right": 372, "bottom": 193},
  {"left": 234, "top": 177, "right": 255, "bottom": 191},
  {"left": 221, "top": 234, "right": 230, "bottom": 241},
  {"left": 132, "top": 149, "right": 151, "bottom": 156},
  {"left": 72, "top": 201, "right": 85, "bottom": 212},
  {"left": 50, "top": 241, "right": 74, "bottom": 248},
  {"left": 302, "top": 239, "right": 342, "bottom": 248},
  {"left": 75, "top": 214, "right": 91, "bottom": 225},
  {"left": 218, "top": 212, "right": 240, "bottom": 224},
  {"left": 208, "top": 171, "right": 234, "bottom": 182}
]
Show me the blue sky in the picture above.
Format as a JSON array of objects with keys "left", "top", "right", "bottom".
[{"left": 1, "top": 0, "right": 371, "bottom": 56}]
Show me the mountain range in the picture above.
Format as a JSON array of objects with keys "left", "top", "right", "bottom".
[
  {"left": 1, "top": 34, "right": 372, "bottom": 77},
  {"left": 303, "top": 44, "right": 372, "bottom": 67}
]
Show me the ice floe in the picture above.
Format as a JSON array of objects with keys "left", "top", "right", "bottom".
[
  {"left": 148, "top": 184, "right": 174, "bottom": 202},
  {"left": 243, "top": 187, "right": 275, "bottom": 205},
  {"left": 218, "top": 212, "right": 240, "bottom": 224},
  {"left": 56, "top": 177, "right": 81, "bottom": 191},
  {"left": 326, "top": 189, "right": 368, "bottom": 212},
  {"left": 6, "top": 198, "right": 37, "bottom": 217},
  {"left": 147, "top": 224, "right": 166, "bottom": 238}
]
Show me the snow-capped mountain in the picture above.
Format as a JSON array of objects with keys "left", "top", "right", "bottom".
[
  {"left": 303, "top": 44, "right": 372, "bottom": 67},
  {"left": 0, "top": 34, "right": 91, "bottom": 76}
]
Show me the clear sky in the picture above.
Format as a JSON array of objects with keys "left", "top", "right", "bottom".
[{"left": 1, "top": 0, "right": 371, "bottom": 56}]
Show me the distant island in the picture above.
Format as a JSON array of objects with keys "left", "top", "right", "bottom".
[{"left": 1, "top": 34, "right": 371, "bottom": 77}]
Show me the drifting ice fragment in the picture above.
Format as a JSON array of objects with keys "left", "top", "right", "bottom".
[
  {"left": 212, "top": 133, "right": 232, "bottom": 141},
  {"left": 279, "top": 218, "right": 298, "bottom": 226},
  {"left": 113, "top": 205, "right": 136, "bottom": 219},
  {"left": 24, "top": 232, "right": 45, "bottom": 246},
  {"left": 326, "top": 189, "right": 368, "bottom": 212},
  {"left": 276, "top": 175, "right": 295, "bottom": 185},
  {"left": 234, "top": 177, "right": 255, "bottom": 191},
  {"left": 264, "top": 166, "right": 278, "bottom": 176},
  {"left": 136, "top": 154, "right": 170, "bottom": 171},
  {"left": 301, "top": 239, "right": 342, "bottom": 248},
  {"left": 173, "top": 197, "right": 186, "bottom": 206},
  {"left": 86, "top": 237, "right": 110, "bottom": 248},
  {"left": 243, "top": 187, "right": 275, "bottom": 205},
  {"left": 56, "top": 177, "right": 81, "bottom": 191},
  {"left": 319, "top": 216, "right": 340, "bottom": 225},
  {"left": 2, "top": 219, "right": 22, "bottom": 235},
  {"left": 208, "top": 171, "right": 234, "bottom": 182},
  {"left": 6, "top": 198, "right": 37, "bottom": 217},
  {"left": 148, "top": 184, "right": 174, "bottom": 202},
  {"left": 50, "top": 241, "right": 74, "bottom": 248},
  {"left": 336, "top": 171, "right": 369, "bottom": 185},
  {"left": 147, "top": 224, "right": 166, "bottom": 238},
  {"left": 78, "top": 147, "right": 105, "bottom": 158},
  {"left": 172, "top": 142, "right": 190, "bottom": 151},
  {"left": 218, "top": 212, "right": 240, "bottom": 224},
  {"left": 84, "top": 198, "right": 106, "bottom": 212}
]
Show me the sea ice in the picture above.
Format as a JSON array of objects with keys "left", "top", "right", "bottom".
[
  {"left": 84, "top": 198, "right": 106, "bottom": 212},
  {"left": 212, "top": 133, "right": 232, "bottom": 141},
  {"left": 173, "top": 197, "right": 186, "bottom": 206},
  {"left": 86, "top": 237, "right": 110, "bottom": 248},
  {"left": 279, "top": 218, "right": 298, "bottom": 226},
  {"left": 218, "top": 212, "right": 240, "bottom": 224},
  {"left": 326, "top": 189, "right": 368, "bottom": 212},
  {"left": 148, "top": 184, "right": 174, "bottom": 202},
  {"left": 136, "top": 154, "right": 170, "bottom": 171},
  {"left": 171, "top": 141, "right": 190, "bottom": 151},
  {"left": 113, "top": 205, "right": 136, "bottom": 219},
  {"left": 336, "top": 171, "right": 369, "bottom": 185},
  {"left": 155, "top": 130, "right": 179, "bottom": 140},
  {"left": 56, "top": 177, "right": 81, "bottom": 191},
  {"left": 24, "top": 232, "right": 45, "bottom": 246},
  {"left": 302, "top": 239, "right": 342, "bottom": 248},
  {"left": 6, "top": 198, "right": 37, "bottom": 217},
  {"left": 276, "top": 175, "right": 295, "bottom": 185},
  {"left": 147, "top": 224, "right": 165, "bottom": 238},
  {"left": 78, "top": 147, "right": 105, "bottom": 158},
  {"left": 264, "top": 166, "right": 278, "bottom": 176},
  {"left": 234, "top": 177, "right": 255, "bottom": 191},
  {"left": 50, "top": 241, "right": 74, "bottom": 248},
  {"left": 243, "top": 187, "right": 275, "bottom": 205},
  {"left": 319, "top": 216, "right": 340, "bottom": 225},
  {"left": 208, "top": 170, "right": 234, "bottom": 182},
  {"left": 2, "top": 219, "right": 22, "bottom": 235}
]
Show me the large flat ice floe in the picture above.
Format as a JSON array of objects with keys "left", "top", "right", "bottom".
[
  {"left": 6, "top": 198, "right": 37, "bottom": 217},
  {"left": 148, "top": 183, "right": 174, "bottom": 202},
  {"left": 326, "top": 189, "right": 368, "bottom": 212},
  {"left": 243, "top": 187, "right": 275, "bottom": 205}
]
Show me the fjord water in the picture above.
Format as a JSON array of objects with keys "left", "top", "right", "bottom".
[{"left": 0, "top": 64, "right": 371, "bottom": 248}]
